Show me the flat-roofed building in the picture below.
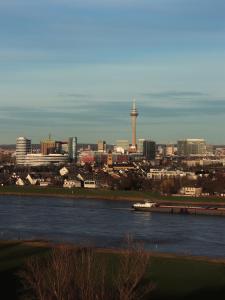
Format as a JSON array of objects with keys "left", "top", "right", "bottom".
[
  {"left": 84, "top": 180, "right": 97, "bottom": 189},
  {"left": 137, "top": 139, "right": 145, "bottom": 154},
  {"left": 41, "top": 139, "right": 56, "bottom": 155},
  {"left": 179, "top": 187, "right": 202, "bottom": 196},
  {"left": 165, "top": 144, "right": 175, "bottom": 156},
  {"left": 24, "top": 153, "right": 68, "bottom": 166},
  {"left": 143, "top": 140, "right": 156, "bottom": 160},
  {"left": 177, "top": 139, "right": 206, "bottom": 156},
  {"left": 97, "top": 140, "right": 106, "bottom": 153}
]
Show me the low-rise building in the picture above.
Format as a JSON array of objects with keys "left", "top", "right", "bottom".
[
  {"left": 23, "top": 154, "right": 68, "bottom": 166},
  {"left": 63, "top": 179, "right": 82, "bottom": 188},
  {"left": 16, "top": 178, "right": 25, "bottom": 186},
  {"left": 147, "top": 169, "right": 194, "bottom": 180},
  {"left": 59, "top": 167, "right": 69, "bottom": 176},
  {"left": 26, "top": 174, "right": 38, "bottom": 185},
  {"left": 84, "top": 180, "right": 97, "bottom": 189},
  {"left": 182, "top": 158, "right": 225, "bottom": 167},
  {"left": 179, "top": 187, "right": 202, "bottom": 196}
]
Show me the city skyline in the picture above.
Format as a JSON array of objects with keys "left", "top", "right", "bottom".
[{"left": 0, "top": 0, "right": 224, "bottom": 144}]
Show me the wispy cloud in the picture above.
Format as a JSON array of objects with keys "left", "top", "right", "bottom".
[
  {"left": 0, "top": 0, "right": 224, "bottom": 143},
  {"left": 57, "top": 93, "right": 90, "bottom": 99},
  {"left": 2, "top": 96, "right": 225, "bottom": 126},
  {"left": 142, "top": 91, "right": 208, "bottom": 99}
]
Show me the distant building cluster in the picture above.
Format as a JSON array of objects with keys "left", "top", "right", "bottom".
[
  {"left": 16, "top": 136, "right": 77, "bottom": 166},
  {"left": 14, "top": 101, "right": 158, "bottom": 166},
  {"left": 1, "top": 100, "right": 225, "bottom": 198},
  {"left": 12, "top": 101, "right": 225, "bottom": 168}
]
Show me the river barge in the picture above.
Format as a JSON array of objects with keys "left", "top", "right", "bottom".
[{"left": 132, "top": 201, "right": 225, "bottom": 216}]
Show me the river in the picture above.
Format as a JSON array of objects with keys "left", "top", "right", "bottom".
[{"left": 0, "top": 195, "right": 225, "bottom": 258}]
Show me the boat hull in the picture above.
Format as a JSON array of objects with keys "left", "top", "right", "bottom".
[{"left": 133, "top": 206, "right": 225, "bottom": 216}]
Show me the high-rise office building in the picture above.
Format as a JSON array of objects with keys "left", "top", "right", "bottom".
[
  {"left": 41, "top": 139, "right": 56, "bottom": 155},
  {"left": 177, "top": 139, "right": 206, "bottom": 156},
  {"left": 68, "top": 137, "right": 78, "bottom": 161},
  {"left": 137, "top": 139, "right": 145, "bottom": 154},
  {"left": 97, "top": 140, "right": 106, "bottom": 153},
  {"left": 16, "top": 137, "right": 31, "bottom": 165},
  {"left": 130, "top": 99, "right": 138, "bottom": 151},
  {"left": 143, "top": 140, "right": 156, "bottom": 160}
]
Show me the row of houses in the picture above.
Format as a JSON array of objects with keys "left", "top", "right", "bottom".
[{"left": 15, "top": 174, "right": 98, "bottom": 189}]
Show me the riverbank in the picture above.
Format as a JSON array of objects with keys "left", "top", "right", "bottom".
[
  {"left": 1, "top": 186, "right": 225, "bottom": 206},
  {"left": 1, "top": 240, "right": 225, "bottom": 300}
]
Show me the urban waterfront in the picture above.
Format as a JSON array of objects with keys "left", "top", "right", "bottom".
[{"left": 0, "top": 195, "right": 225, "bottom": 258}]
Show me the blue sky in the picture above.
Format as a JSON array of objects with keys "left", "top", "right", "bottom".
[{"left": 0, "top": 0, "right": 224, "bottom": 144}]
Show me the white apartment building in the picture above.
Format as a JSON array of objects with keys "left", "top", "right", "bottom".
[{"left": 23, "top": 153, "right": 68, "bottom": 166}]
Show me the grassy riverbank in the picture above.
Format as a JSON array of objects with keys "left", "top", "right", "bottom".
[
  {"left": 1, "top": 185, "right": 225, "bottom": 205},
  {"left": 1, "top": 240, "right": 225, "bottom": 299}
]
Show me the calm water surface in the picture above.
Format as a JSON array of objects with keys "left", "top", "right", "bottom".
[{"left": 0, "top": 195, "right": 225, "bottom": 258}]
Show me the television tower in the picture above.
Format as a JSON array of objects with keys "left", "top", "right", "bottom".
[{"left": 130, "top": 98, "right": 138, "bottom": 151}]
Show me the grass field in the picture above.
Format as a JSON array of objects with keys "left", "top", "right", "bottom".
[
  {"left": 1, "top": 241, "right": 225, "bottom": 299},
  {"left": 1, "top": 185, "right": 225, "bottom": 205}
]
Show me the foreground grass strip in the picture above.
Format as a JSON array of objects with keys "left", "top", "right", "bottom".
[{"left": 1, "top": 241, "right": 225, "bottom": 299}]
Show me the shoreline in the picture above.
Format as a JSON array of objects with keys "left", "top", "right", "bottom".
[
  {"left": 1, "top": 189, "right": 225, "bottom": 206},
  {"left": 1, "top": 239, "right": 225, "bottom": 264},
  {"left": 0, "top": 191, "right": 144, "bottom": 202}
]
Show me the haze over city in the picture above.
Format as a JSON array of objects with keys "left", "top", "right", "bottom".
[{"left": 0, "top": 0, "right": 224, "bottom": 144}]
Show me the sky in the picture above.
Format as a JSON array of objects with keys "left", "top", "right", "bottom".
[{"left": 0, "top": 0, "right": 224, "bottom": 144}]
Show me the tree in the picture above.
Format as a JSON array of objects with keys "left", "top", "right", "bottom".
[
  {"left": 19, "top": 240, "right": 154, "bottom": 300},
  {"left": 19, "top": 244, "right": 109, "bottom": 300},
  {"left": 114, "top": 236, "right": 155, "bottom": 300}
]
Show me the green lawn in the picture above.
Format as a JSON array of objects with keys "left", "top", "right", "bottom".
[
  {"left": 0, "top": 185, "right": 151, "bottom": 198},
  {"left": 1, "top": 241, "right": 225, "bottom": 299},
  {"left": 0, "top": 241, "right": 50, "bottom": 299},
  {"left": 1, "top": 185, "right": 225, "bottom": 204},
  {"left": 150, "top": 256, "right": 225, "bottom": 299}
]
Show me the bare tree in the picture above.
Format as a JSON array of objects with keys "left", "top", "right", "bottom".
[
  {"left": 46, "top": 245, "right": 75, "bottom": 300},
  {"left": 19, "top": 255, "right": 48, "bottom": 300},
  {"left": 19, "top": 245, "right": 109, "bottom": 300},
  {"left": 19, "top": 240, "right": 154, "bottom": 300},
  {"left": 114, "top": 236, "right": 155, "bottom": 300},
  {"left": 73, "top": 247, "right": 108, "bottom": 300}
]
